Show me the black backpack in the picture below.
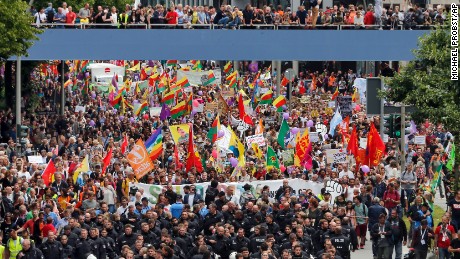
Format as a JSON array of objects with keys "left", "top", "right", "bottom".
[{"left": 205, "top": 187, "right": 218, "bottom": 205}]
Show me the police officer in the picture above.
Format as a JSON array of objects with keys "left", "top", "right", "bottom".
[
  {"left": 330, "top": 226, "right": 351, "bottom": 259},
  {"left": 72, "top": 229, "right": 92, "bottom": 259},
  {"left": 231, "top": 228, "right": 250, "bottom": 252},
  {"left": 17, "top": 239, "right": 44, "bottom": 259},
  {"left": 39, "top": 231, "right": 63, "bottom": 259},
  {"left": 88, "top": 228, "right": 106, "bottom": 259},
  {"left": 116, "top": 224, "right": 138, "bottom": 253}
]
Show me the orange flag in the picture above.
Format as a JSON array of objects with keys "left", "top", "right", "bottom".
[
  {"left": 127, "top": 139, "right": 155, "bottom": 179},
  {"left": 42, "top": 159, "right": 56, "bottom": 186},
  {"left": 366, "top": 123, "right": 386, "bottom": 166}
]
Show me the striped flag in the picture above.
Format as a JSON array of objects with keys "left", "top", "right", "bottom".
[{"left": 145, "top": 128, "right": 163, "bottom": 161}]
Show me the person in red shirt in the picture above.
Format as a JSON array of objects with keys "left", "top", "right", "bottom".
[
  {"left": 41, "top": 217, "right": 56, "bottom": 240},
  {"left": 165, "top": 6, "right": 178, "bottom": 25},
  {"left": 65, "top": 6, "right": 77, "bottom": 26},
  {"left": 383, "top": 182, "right": 400, "bottom": 211},
  {"left": 363, "top": 7, "right": 375, "bottom": 26},
  {"left": 435, "top": 216, "right": 456, "bottom": 259},
  {"left": 16, "top": 210, "right": 39, "bottom": 236}
]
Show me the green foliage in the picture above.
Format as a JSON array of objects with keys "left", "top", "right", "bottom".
[
  {"left": 94, "top": 0, "right": 134, "bottom": 10},
  {"left": 33, "top": 0, "right": 133, "bottom": 11},
  {"left": 0, "top": 0, "right": 41, "bottom": 60},
  {"left": 384, "top": 21, "right": 460, "bottom": 134}
]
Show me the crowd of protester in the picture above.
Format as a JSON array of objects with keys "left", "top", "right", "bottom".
[
  {"left": 30, "top": 1, "right": 449, "bottom": 29},
  {"left": 0, "top": 59, "right": 458, "bottom": 259}
]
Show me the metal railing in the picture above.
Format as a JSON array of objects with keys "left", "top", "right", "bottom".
[{"left": 31, "top": 22, "right": 439, "bottom": 30}]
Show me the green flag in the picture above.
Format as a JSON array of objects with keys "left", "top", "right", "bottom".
[
  {"left": 430, "top": 164, "right": 443, "bottom": 192},
  {"left": 266, "top": 146, "right": 280, "bottom": 170},
  {"left": 447, "top": 144, "right": 456, "bottom": 171},
  {"left": 277, "top": 119, "right": 290, "bottom": 149}
]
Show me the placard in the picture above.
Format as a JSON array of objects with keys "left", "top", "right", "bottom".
[
  {"left": 205, "top": 102, "right": 218, "bottom": 111},
  {"left": 359, "top": 138, "right": 367, "bottom": 149},
  {"left": 328, "top": 101, "right": 336, "bottom": 108},
  {"left": 281, "top": 149, "right": 295, "bottom": 165},
  {"left": 245, "top": 134, "right": 266, "bottom": 147},
  {"left": 309, "top": 132, "right": 320, "bottom": 143},
  {"left": 28, "top": 156, "right": 45, "bottom": 164},
  {"left": 337, "top": 96, "right": 353, "bottom": 118},
  {"left": 75, "top": 105, "right": 86, "bottom": 113},
  {"left": 325, "top": 149, "right": 347, "bottom": 164},
  {"left": 221, "top": 88, "right": 235, "bottom": 99},
  {"left": 149, "top": 107, "right": 162, "bottom": 117},
  {"left": 414, "top": 135, "right": 426, "bottom": 145},
  {"left": 383, "top": 134, "right": 389, "bottom": 143}
]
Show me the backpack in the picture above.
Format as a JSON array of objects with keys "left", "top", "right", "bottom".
[
  {"left": 205, "top": 187, "right": 218, "bottom": 205},
  {"left": 96, "top": 188, "right": 104, "bottom": 201},
  {"left": 1, "top": 197, "right": 14, "bottom": 216}
]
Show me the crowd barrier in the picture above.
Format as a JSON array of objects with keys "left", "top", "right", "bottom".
[{"left": 31, "top": 23, "right": 439, "bottom": 30}]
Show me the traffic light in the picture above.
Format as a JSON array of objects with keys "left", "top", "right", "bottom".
[
  {"left": 383, "top": 115, "right": 394, "bottom": 138},
  {"left": 394, "top": 115, "right": 402, "bottom": 137}
]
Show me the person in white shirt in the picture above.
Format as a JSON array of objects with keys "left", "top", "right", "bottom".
[
  {"left": 17, "top": 165, "right": 31, "bottom": 181},
  {"left": 62, "top": 2, "right": 68, "bottom": 15},
  {"left": 339, "top": 163, "right": 355, "bottom": 179},
  {"left": 354, "top": 11, "right": 364, "bottom": 28},
  {"left": 34, "top": 8, "right": 47, "bottom": 26}
]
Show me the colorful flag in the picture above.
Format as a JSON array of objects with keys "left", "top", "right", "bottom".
[
  {"left": 281, "top": 77, "right": 289, "bottom": 87},
  {"left": 252, "top": 143, "right": 263, "bottom": 159},
  {"left": 331, "top": 87, "right": 339, "bottom": 100},
  {"left": 447, "top": 144, "right": 456, "bottom": 171},
  {"left": 204, "top": 70, "right": 216, "bottom": 85},
  {"left": 294, "top": 129, "right": 310, "bottom": 167},
  {"left": 430, "top": 164, "right": 444, "bottom": 191},
  {"left": 176, "top": 77, "right": 190, "bottom": 88},
  {"left": 121, "top": 134, "right": 128, "bottom": 154},
  {"left": 72, "top": 156, "right": 89, "bottom": 184},
  {"left": 273, "top": 95, "right": 287, "bottom": 112},
  {"left": 170, "top": 101, "right": 187, "bottom": 119},
  {"left": 127, "top": 139, "right": 155, "bottom": 179},
  {"left": 166, "top": 60, "right": 178, "bottom": 67},
  {"left": 186, "top": 127, "right": 204, "bottom": 172},
  {"left": 207, "top": 115, "right": 220, "bottom": 143},
  {"left": 259, "top": 90, "right": 274, "bottom": 105},
  {"left": 277, "top": 119, "right": 290, "bottom": 149},
  {"left": 328, "top": 109, "right": 343, "bottom": 136},
  {"left": 140, "top": 69, "right": 148, "bottom": 81},
  {"left": 238, "top": 93, "right": 254, "bottom": 125},
  {"left": 266, "top": 146, "right": 280, "bottom": 170},
  {"left": 366, "top": 123, "right": 386, "bottom": 166},
  {"left": 190, "top": 60, "right": 202, "bottom": 70},
  {"left": 42, "top": 159, "right": 56, "bottom": 186},
  {"left": 133, "top": 101, "right": 148, "bottom": 116},
  {"left": 226, "top": 71, "right": 237, "bottom": 82},
  {"left": 255, "top": 119, "right": 264, "bottom": 135},
  {"left": 162, "top": 90, "right": 176, "bottom": 105},
  {"left": 223, "top": 62, "right": 232, "bottom": 74},
  {"left": 347, "top": 125, "right": 359, "bottom": 158},
  {"left": 64, "top": 79, "right": 73, "bottom": 88},
  {"left": 229, "top": 77, "right": 237, "bottom": 89},
  {"left": 145, "top": 128, "right": 163, "bottom": 161},
  {"left": 352, "top": 87, "right": 358, "bottom": 102},
  {"left": 102, "top": 148, "right": 113, "bottom": 175},
  {"left": 159, "top": 103, "right": 171, "bottom": 120}
]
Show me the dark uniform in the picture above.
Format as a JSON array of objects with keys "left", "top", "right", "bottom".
[
  {"left": 17, "top": 247, "right": 44, "bottom": 259},
  {"left": 39, "top": 240, "right": 64, "bottom": 259},
  {"left": 72, "top": 238, "right": 92, "bottom": 259},
  {"left": 331, "top": 233, "right": 351, "bottom": 259},
  {"left": 88, "top": 237, "right": 106, "bottom": 259}
]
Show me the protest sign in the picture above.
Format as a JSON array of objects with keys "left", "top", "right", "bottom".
[
  {"left": 325, "top": 149, "right": 347, "bottom": 164},
  {"left": 28, "top": 156, "right": 45, "bottom": 164},
  {"left": 245, "top": 134, "right": 266, "bottom": 146},
  {"left": 149, "top": 107, "right": 162, "bottom": 117},
  {"left": 337, "top": 96, "right": 353, "bottom": 118},
  {"left": 309, "top": 132, "right": 320, "bottom": 143},
  {"left": 177, "top": 69, "right": 222, "bottom": 86},
  {"left": 359, "top": 138, "right": 367, "bottom": 149},
  {"left": 75, "top": 106, "right": 86, "bottom": 113},
  {"left": 414, "top": 135, "right": 426, "bottom": 145}
]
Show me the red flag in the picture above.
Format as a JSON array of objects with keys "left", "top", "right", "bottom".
[
  {"left": 42, "top": 160, "right": 56, "bottom": 186},
  {"left": 185, "top": 128, "right": 203, "bottom": 173},
  {"left": 121, "top": 135, "right": 128, "bottom": 154},
  {"left": 298, "top": 80, "right": 306, "bottom": 94},
  {"left": 347, "top": 125, "right": 359, "bottom": 157},
  {"left": 331, "top": 87, "right": 339, "bottom": 100},
  {"left": 238, "top": 93, "right": 254, "bottom": 125},
  {"left": 355, "top": 148, "right": 367, "bottom": 172},
  {"left": 303, "top": 142, "right": 313, "bottom": 170},
  {"left": 366, "top": 123, "right": 386, "bottom": 166},
  {"left": 281, "top": 77, "right": 289, "bottom": 87},
  {"left": 102, "top": 148, "right": 113, "bottom": 175},
  {"left": 140, "top": 69, "right": 148, "bottom": 81},
  {"left": 174, "top": 145, "right": 182, "bottom": 170}
]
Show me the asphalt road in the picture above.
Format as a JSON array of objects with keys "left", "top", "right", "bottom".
[{"left": 352, "top": 196, "right": 447, "bottom": 259}]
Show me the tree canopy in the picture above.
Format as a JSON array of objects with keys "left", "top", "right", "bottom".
[
  {"left": 0, "top": 0, "right": 41, "bottom": 61},
  {"left": 384, "top": 23, "right": 459, "bottom": 134},
  {"left": 32, "top": 0, "right": 134, "bottom": 12}
]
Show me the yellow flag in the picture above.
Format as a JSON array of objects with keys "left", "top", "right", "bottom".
[
  {"left": 252, "top": 143, "right": 263, "bottom": 159},
  {"left": 73, "top": 156, "right": 89, "bottom": 183},
  {"left": 127, "top": 63, "right": 140, "bottom": 71}
]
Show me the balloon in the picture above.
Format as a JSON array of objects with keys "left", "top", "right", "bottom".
[
  {"left": 323, "top": 134, "right": 329, "bottom": 140},
  {"left": 129, "top": 117, "right": 135, "bottom": 124},
  {"left": 217, "top": 130, "right": 225, "bottom": 138},
  {"left": 283, "top": 113, "right": 290, "bottom": 120},
  {"left": 168, "top": 156, "right": 173, "bottom": 161},
  {"left": 76, "top": 73, "right": 84, "bottom": 80},
  {"left": 355, "top": 104, "right": 361, "bottom": 111},
  {"left": 133, "top": 100, "right": 139, "bottom": 104},
  {"left": 229, "top": 157, "right": 238, "bottom": 167},
  {"left": 85, "top": 71, "right": 90, "bottom": 78},
  {"left": 287, "top": 167, "right": 293, "bottom": 174},
  {"left": 282, "top": 105, "right": 287, "bottom": 110},
  {"left": 291, "top": 127, "right": 300, "bottom": 134},
  {"left": 361, "top": 165, "right": 370, "bottom": 173},
  {"left": 191, "top": 110, "right": 197, "bottom": 116},
  {"left": 198, "top": 91, "right": 203, "bottom": 96},
  {"left": 280, "top": 165, "right": 286, "bottom": 173},
  {"left": 143, "top": 114, "right": 149, "bottom": 120},
  {"left": 119, "top": 115, "right": 125, "bottom": 120},
  {"left": 89, "top": 120, "right": 95, "bottom": 127},
  {"left": 212, "top": 150, "right": 218, "bottom": 159},
  {"left": 112, "top": 108, "right": 118, "bottom": 114},
  {"left": 91, "top": 92, "right": 96, "bottom": 99},
  {"left": 193, "top": 100, "right": 200, "bottom": 107},
  {"left": 307, "top": 120, "right": 314, "bottom": 127}
]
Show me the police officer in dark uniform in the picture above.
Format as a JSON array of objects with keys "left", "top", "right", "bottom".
[
  {"left": 231, "top": 228, "right": 250, "bottom": 252},
  {"left": 116, "top": 224, "right": 138, "bottom": 253},
  {"left": 88, "top": 228, "right": 106, "bottom": 259},
  {"left": 17, "top": 239, "right": 44, "bottom": 259},
  {"left": 72, "top": 229, "right": 93, "bottom": 259},
  {"left": 330, "top": 226, "right": 351, "bottom": 259},
  {"left": 100, "top": 228, "right": 117, "bottom": 259},
  {"left": 39, "top": 230, "right": 63, "bottom": 259}
]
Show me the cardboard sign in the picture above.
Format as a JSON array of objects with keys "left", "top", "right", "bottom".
[
  {"left": 309, "top": 132, "right": 320, "bottom": 143},
  {"left": 245, "top": 134, "right": 266, "bottom": 147},
  {"left": 337, "top": 96, "right": 353, "bottom": 118},
  {"left": 205, "top": 102, "right": 218, "bottom": 111},
  {"left": 328, "top": 101, "right": 336, "bottom": 108},
  {"left": 221, "top": 88, "right": 235, "bottom": 99},
  {"left": 149, "top": 107, "right": 162, "bottom": 117},
  {"left": 359, "top": 138, "right": 367, "bottom": 149},
  {"left": 28, "top": 156, "right": 45, "bottom": 164},
  {"left": 325, "top": 149, "right": 347, "bottom": 164},
  {"left": 414, "top": 135, "right": 426, "bottom": 145},
  {"left": 75, "top": 105, "right": 86, "bottom": 113}
]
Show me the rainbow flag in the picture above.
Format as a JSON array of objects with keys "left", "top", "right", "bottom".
[{"left": 145, "top": 128, "right": 163, "bottom": 161}]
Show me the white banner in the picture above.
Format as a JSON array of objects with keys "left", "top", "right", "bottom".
[
  {"left": 245, "top": 134, "right": 266, "bottom": 147},
  {"left": 177, "top": 69, "right": 222, "bottom": 86},
  {"left": 133, "top": 179, "right": 342, "bottom": 205},
  {"left": 325, "top": 149, "right": 347, "bottom": 164},
  {"left": 414, "top": 135, "right": 426, "bottom": 145}
]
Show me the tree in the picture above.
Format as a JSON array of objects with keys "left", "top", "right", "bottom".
[
  {"left": 384, "top": 20, "right": 460, "bottom": 189},
  {"left": 0, "top": 0, "right": 41, "bottom": 61}
]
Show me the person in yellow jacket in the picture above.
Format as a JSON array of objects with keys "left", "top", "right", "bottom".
[
  {"left": 0, "top": 234, "right": 4, "bottom": 259},
  {"left": 4, "top": 230, "right": 22, "bottom": 259}
]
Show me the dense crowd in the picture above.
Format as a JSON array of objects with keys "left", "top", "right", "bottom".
[
  {"left": 30, "top": 1, "right": 449, "bottom": 29},
  {"left": 0, "top": 59, "right": 459, "bottom": 259}
]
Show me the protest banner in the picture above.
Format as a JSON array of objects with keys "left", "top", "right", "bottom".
[
  {"left": 127, "top": 140, "right": 155, "bottom": 179},
  {"left": 337, "top": 96, "right": 353, "bottom": 118},
  {"left": 28, "top": 156, "right": 45, "bottom": 164},
  {"left": 221, "top": 88, "right": 235, "bottom": 99},
  {"left": 134, "top": 179, "right": 340, "bottom": 205},
  {"left": 309, "top": 132, "right": 320, "bottom": 143},
  {"left": 245, "top": 134, "right": 266, "bottom": 146},
  {"left": 414, "top": 135, "right": 426, "bottom": 145},
  {"left": 177, "top": 69, "right": 222, "bottom": 86},
  {"left": 149, "top": 107, "right": 162, "bottom": 117},
  {"left": 75, "top": 106, "right": 86, "bottom": 113},
  {"left": 325, "top": 149, "right": 347, "bottom": 164}
]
